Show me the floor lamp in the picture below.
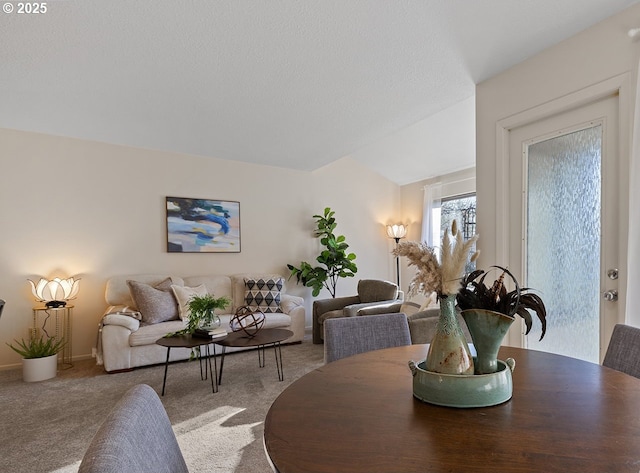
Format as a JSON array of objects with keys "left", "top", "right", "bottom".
[{"left": 387, "top": 224, "right": 407, "bottom": 287}]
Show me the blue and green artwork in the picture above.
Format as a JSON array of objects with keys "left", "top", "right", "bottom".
[{"left": 166, "top": 197, "right": 240, "bottom": 253}]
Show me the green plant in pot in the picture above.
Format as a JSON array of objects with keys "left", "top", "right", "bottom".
[
  {"left": 165, "top": 293, "right": 231, "bottom": 360},
  {"left": 7, "top": 336, "right": 66, "bottom": 382},
  {"left": 457, "top": 265, "right": 547, "bottom": 374},
  {"left": 287, "top": 207, "right": 357, "bottom": 298},
  {"left": 167, "top": 294, "right": 231, "bottom": 337},
  {"left": 187, "top": 294, "right": 231, "bottom": 331},
  {"left": 7, "top": 336, "right": 66, "bottom": 359}
]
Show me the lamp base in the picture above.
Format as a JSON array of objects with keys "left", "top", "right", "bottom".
[{"left": 45, "top": 300, "right": 66, "bottom": 308}]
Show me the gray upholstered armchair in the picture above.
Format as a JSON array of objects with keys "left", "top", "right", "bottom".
[{"left": 312, "top": 279, "right": 403, "bottom": 344}]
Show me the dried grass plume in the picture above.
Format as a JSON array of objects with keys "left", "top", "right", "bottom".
[{"left": 393, "top": 220, "right": 479, "bottom": 298}]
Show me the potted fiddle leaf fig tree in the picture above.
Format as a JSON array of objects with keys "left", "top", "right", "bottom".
[
  {"left": 287, "top": 207, "right": 357, "bottom": 298},
  {"left": 7, "top": 336, "right": 66, "bottom": 382}
]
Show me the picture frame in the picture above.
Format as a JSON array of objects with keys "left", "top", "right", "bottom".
[{"left": 166, "top": 196, "right": 241, "bottom": 253}]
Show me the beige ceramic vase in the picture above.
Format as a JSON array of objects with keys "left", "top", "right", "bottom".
[{"left": 425, "top": 294, "right": 474, "bottom": 375}]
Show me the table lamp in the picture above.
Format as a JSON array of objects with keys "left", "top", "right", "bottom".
[{"left": 28, "top": 277, "right": 80, "bottom": 308}]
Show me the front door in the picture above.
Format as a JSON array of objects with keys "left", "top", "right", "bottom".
[{"left": 508, "top": 93, "right": 622, "bottom": 363}]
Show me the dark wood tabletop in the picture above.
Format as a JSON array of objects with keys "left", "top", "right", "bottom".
[
  {"left": 155, "top": 334, "right": 219, "bottom": 349},
  {"left": 264, "top": 345, "right": 640, "bottom": 473},
  {"left": 215, "top": 328, "right": 293, "bottom": 348}
]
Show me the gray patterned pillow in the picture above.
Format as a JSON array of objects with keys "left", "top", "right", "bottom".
[
  {"left": 127, "top": 278, "right": 179, "bottom": 324},
  {"left": 244, "top": 277, "right": 283, "bottom": 313}
]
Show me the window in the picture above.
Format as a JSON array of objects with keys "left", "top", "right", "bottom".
[
  {"left": 440, "top": 193, "right": 476, "bottom": 240},
  {"left": 432, "top": 193, "right": 477, "bottom": 272}
]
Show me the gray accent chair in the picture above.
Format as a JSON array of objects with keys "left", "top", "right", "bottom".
[
  {"left": 406, "top": 305, "right": 472, "bottom": 345},
  {"left": 79, "top": 384, "right": 189, "bottom": 473},
  {"left": 313, "top": 279, "right": 403, "bottom": 344},
  {"left": 603, "top": 323, "right": 640, "bottom": 379},
  {"left": 324, "top": 312, "right": 411, "bottom": 363}
]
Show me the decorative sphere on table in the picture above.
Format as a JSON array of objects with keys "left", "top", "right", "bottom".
[{"left": 230, "top": 306, "right": 265, "bottom": 337}]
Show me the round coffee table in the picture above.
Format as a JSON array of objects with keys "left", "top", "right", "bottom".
[
  {"left": 155, "top": 334, "right": 221, "bottom": 395},
  {"left": 215, "top": 328, "right": 293, "bottom": 384}
]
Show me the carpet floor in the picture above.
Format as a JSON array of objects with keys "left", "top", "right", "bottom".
[{"left": 0, "top": 337, "right": 325, "bottom": 473}]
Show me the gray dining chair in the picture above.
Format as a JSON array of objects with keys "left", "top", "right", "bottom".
[
  {"left": 79, "top": 384, "right": 189, "bottom": 473},
  {"left": 602, "top": 323, "right": 640, "bottom": 379},
  {"left": 324, "top": 312, "right": 411, "bottom": 363}
]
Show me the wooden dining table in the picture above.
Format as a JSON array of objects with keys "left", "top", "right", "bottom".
[{"left": 264, "top": 345, "right": 640, "bottom": 473}]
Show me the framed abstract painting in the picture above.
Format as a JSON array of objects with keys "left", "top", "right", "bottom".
[{"left": 166, "top": 197, "right": 241, "bottom": 253}]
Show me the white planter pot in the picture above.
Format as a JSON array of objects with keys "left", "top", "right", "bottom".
[{"left": 22, "top": 353, "right": 58, "bottom": 382}]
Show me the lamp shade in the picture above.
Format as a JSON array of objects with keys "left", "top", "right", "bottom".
[
  {"left": 386, "top": 224, "right": 407, "bottom": 240},
  {"left": 28, "top": 277, "right": 80, "bottom": 307}
]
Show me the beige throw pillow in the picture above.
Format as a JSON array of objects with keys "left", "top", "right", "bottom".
[{"left": 171, "top": 284, "right": 208, "bottom": 321}]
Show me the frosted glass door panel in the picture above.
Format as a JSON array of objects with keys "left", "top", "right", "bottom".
[{"left": 525, "top": 125, "right": 601, "bottom": 363}]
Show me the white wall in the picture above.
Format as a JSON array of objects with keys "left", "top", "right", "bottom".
[
  {"left": 476, "top": 4, "right": 640, "bottom": 344},
  {"left": 0, "top": 129, "right": 399, "bottom": 369},
  {"left": 350, "top": 96, "right": 476, "bottom": 186}
]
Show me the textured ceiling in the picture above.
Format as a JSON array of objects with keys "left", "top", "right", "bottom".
[{"left": 1, "top": 0, "right": 638, "bottom": 185}]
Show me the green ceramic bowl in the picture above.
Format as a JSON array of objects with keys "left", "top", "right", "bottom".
[{"left": 408, "top": 357, "right": 515, "bottom": 408}]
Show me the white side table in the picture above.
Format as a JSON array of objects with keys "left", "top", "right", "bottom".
[{"left": 32, "top": 306, "right": 73, "bottom": 368}]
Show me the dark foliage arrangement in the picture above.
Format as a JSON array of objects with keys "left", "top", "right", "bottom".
[{"left": 457, "top": 265, "right": 547, "bottom": 340}]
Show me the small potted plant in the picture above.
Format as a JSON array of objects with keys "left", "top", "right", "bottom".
[
  {"left": 164, "top": 293, "right": 231, "bottom": 360},
  {"left": 186, "top": 294, "right": 231, "bottom": 331},
  {"left": 7, "top": 336, "right": 66, "bottom": 382},
  {"left": 457, "top": 265, "right": 547, "bottom": 374},
  {"left": 167, "top": 293, "right": 231, "bottom": 337}
]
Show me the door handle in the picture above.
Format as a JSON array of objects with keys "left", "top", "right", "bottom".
[{"left": 603, "top": 290, "right": 618, "bottom": 302}]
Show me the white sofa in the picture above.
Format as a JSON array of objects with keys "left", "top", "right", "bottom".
[{"left": 98, "top": 273, "right": 305, "bottom": 373}]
